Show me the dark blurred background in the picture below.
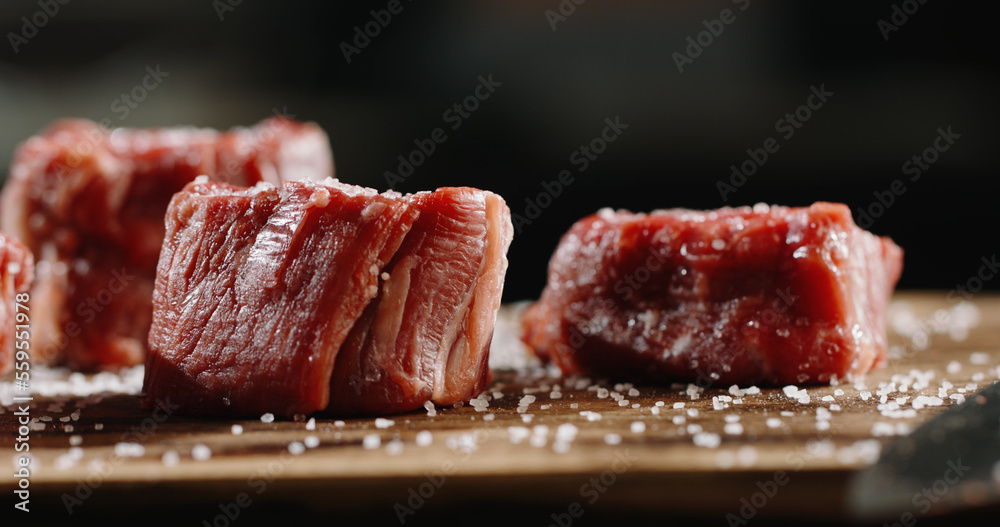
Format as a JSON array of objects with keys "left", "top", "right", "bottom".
[{"left": 2, "top": 0, "right": 997, "bottom": 301}]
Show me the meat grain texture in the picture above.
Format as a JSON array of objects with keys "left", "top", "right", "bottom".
[
  {"left": 522, "top": 203, "right": 903, "bottom": 386},
  {"left": 0, "top": 233, "right": 33, "bottom": 377},
  {"left": 0, "top": 118, "right": 332, "bottom": 370},
  {"left": 142, "top": 179, "right": 513, "bottom": 417}
]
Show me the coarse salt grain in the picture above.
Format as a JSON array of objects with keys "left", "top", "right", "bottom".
[
  {"left": 260, "top": 413, "right": 275, "bottom": 423},
  {"left": 650, "top": 407, "right": 660, "bottom": 415},
  {"left": 604, "top": 434, "right": 622, "bottom": 445},
  {"left": 231, "top": 424, "right": 244, "bottom": 436},
  {"left": 69, "top": 435, "right": 83, "bottom": 446},
  {"left": 672, "top": 415, "right": 686, "bottom": 425},
  {"left": 508, "top": 426, "right": 530, "bottom": 444},
  {"left": 724, "top": 423, "right": 743, "bottom": 435},
  {"left": 304, "top": 436, "right": 320, "bottom": 448},
  {"left": 375, "top": 418, "right": 394, "bottom": 429},
  {"left": 970, "top": 352, "right": 989, "bottom": 365},
  {"left": 715, "top": 450, "right": 736, "bottom": 469},
  {"left": 766, "top": 418, "right": 782, "bottom": 428},
  {"left": 738, "top": 446, "right": 758, "bottom": 467},
  {"left": 687, "top": 409, "right": 699, "bottom": 418},
  {"left": 162, "top": 450, "right": 180, "bottom": 467},
  {"left": 630, "top": 421, "right": 646, "bottom": 434},
  {"left": 362, "top": 434, "right": 381, "bottom": 449},
  {"left": 288, "top": 442, "right": 306, "bottom": 455},
  {"left": 385, "top": 440, "right": 404, "bottom": 456},
  {"left": 416, "top": 430, "right": 433, "bottom": 447},
  {"left": 693, "top": 432, "right": 721, "bottom": 448},
  {"left": 946, "top": 361, "right": 961, "bottom": 374},
  {"left": 114, "top": 442, "right": 145, "bottom": 458},
  {"left": 306, "top": 418, "right": 316, "bottom": 431},
  {"left": 424, "top": 401, "right": 437, "bottom": 417},
  {"left": 192, "top": 444, "right": 212, "bottom": 461}
]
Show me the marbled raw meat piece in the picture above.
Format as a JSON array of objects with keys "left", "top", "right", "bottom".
[{"left": 522, "top": 202, "right": 903, "bottom": 386}]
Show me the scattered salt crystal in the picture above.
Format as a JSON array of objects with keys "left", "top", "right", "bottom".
[
  {"left": 972, "top": 372, "right": 985, "bottom": 382},
  {"left": 231, "top": 424, "right": 244, "bottom": 436},
  {"left": 834, "top": 389, "right": 845, "bottom": 397},
  {"left": 604, "top": 434, "right": 622, "bottom": 445},
  {"left": 334, "top": 420, "right": 346, "bottom": 428},
  {"left": 162, "top": 450, "right": 179, "bottom": 467},
  {"left": 556, "top": 423, "right": 578, "bottom": 441},
  {"left": 766, "top": 418, "right": 782, "bottom": 428},
  {"left": 64, "top": 425, "right": 74, "bottom": 433},
  {"left": 260, "top": 413, "right": 275, "bottom": 423},
  {"left": 306, "top": 418, "right": 316, "bottom": 431},
  {"left": 70, "top": 409, "right": 81, "bottom": 422},
  {"left": 288, "top": 442, "right": 306, "bottom": 455},
  {"left": 385, "top": 440, "right": 404, "bottom": 456},
  {"left": 650, "top": 406, "right": 660, "bottom": 415},
  {"left": 816, "top": 421, "right": 830, "bottom": 431},
  {"left": 540, "top": 404, "right": 551, "bottom": 410},
  {"left": 362, "top": 434, "right": 381, "bottom": 449},
  {"left": 829, "top": 404, "right": 841, "bottom": 412},
  {"left": 672, "top": 402, "right": 684, "bottom": 409},
  {"left": 580, "top": 411, "right": 602, "bottom": 422},
  {"left": 783, "top": 385, "right": 799, "bottom": 397},
  {"left": 114, "top": 442, "right": 145, "bottom": 458},
  {"left": 745, "top": 386, "right": 761, "bottom": 395},
  {"left": 672, "top": 415, "right": 686, "bottom": 425},
  {"left": 949, "top": 394, "right": 966, "bottom": 404},
  {"left": 630, "top": 422, "right": 646, "bottom": 434},
  {"left": 655, "top": 401, "right": 665, "bottom": 407},
  {"left": 550, "top": 391, "right": 562, "bottom": 399},
  {"left": 821, "top": 395, "right": 835, "bottom": 402},
  {"left": 59, "top": 416, "right": 71, "bottom": 423},
  {"left": 724, "top": 414, "right": 740, "bottom": 423},
  {"left": 521, "top": 414, "right": 534, "bottom": 423},
  {"left": 816, "top": 408, "right": 832, "bottom": 420},
  {"left": 191, "top": 444, "right": 212, "bottom": 460},
  {"left": 911, "top": 396, "right": 944, "bottom": 410},
  {"left": 715, "top": 450, "right": 736, "bottom": 469},
  {"left": 424, "top": 401, "right": 437, "bottom": 417},
  {"left": 780, "top": 411, "right": 794, "bottom": 417},
  {"left": 69, "top": 435, "right": 82, "bottom": 446},
  {"left": 724, "top": 423, "right": 744, "bottom": 435},
  {"left": 483, "top": 413, "right": 495, "bottom": 421},
  {"left": 519, "top": 395, "right": 536, "bottom": 406},
  {"left": 596, "top": 388, "right": 609, "bottom": 399},
  {"left": 970, "top": 352, "right": 989, "bottom": 365},
  {"left": 94, "top": 423, "right": 104, "bottom": 431},
  {"left": 631, "top": 403, "right": 640, "bottom": 409},
  {"left": 687, "top": 409, "right": 699, "bottom": 418},
  {"left": 737, "top": 446, "right": 758, "bottom": 467},
  {"left": 618, "top": 400, "right": 630, "bottom": 407},
  {"left": 508, "top": 426, "right": 530, "bottom": 444},
  {"left": 375, "top": 418, "right": 394, "bottom": 429},
  {"left": 416, "top": 431, "right": 433, "bottom": 447},
  {"left": 687, "top": 424, "right": 703, "bottom": 434},
  {"left": 860, "top": 391, "right": 871, "bottom": 401},
  {"left": 304, "top": 436, "right": 320, "bottom": 448},
  {"left": 693, "top": 432, "right": 721, "bottom": 448},
  {"left": 946, "top": 361, "right": 961, "bottom": 374}
]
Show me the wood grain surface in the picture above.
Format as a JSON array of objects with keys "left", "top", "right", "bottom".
[{"left": 2, "top": 292, "right": 999, "bottom": 523}]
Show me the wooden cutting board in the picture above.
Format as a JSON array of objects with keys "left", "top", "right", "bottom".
[{"left": 2, "top": 292, "right": 998, "bottom": 523}]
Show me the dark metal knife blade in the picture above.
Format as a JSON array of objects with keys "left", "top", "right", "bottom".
[{"left": 848, "top": 380, "right": 1000, "bottom": 522}]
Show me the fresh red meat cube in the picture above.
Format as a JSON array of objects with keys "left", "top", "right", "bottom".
[
  {"left": 0, "top": 233, "right": 33, "bottom": 378},
  {"left": 142, "top": 180, "right": 512, "bottom": 417},
  {"left": 0, "top": 117, "right": 332, "bottom": 371},
  {"left": 522, "top": 202, "right": 903, "bottom": 386}
]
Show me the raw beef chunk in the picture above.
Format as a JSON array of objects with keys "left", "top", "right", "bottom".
[
  {"left": 0, "top": 233, "right": 33, "bottom": 377},
  {"left": 522, "top": 202, "right": 903, "bottom": 386},
  {"left": 142, "top": 180, "right": 512, "bottom": 417},
  {"left": 0, "top": 117, "right": 332, "bottom": 370}
]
